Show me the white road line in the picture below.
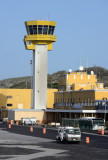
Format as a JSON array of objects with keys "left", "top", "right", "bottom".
[{"left": 0, "top": 144, "right": 67, "bottom": 160}]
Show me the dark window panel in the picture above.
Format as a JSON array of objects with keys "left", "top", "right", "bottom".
[
  {"left": 48, "top": 26, "right": 52, "bottom": 35},
  {"left": 52, "top": 26, "right": 55, "bottom": 35},
  {"left": 7, "top": 104, "right": 13, "bottom": 107},
  {"left": 38, "top": 25, "right": 42, "bottom": 34},
  {"left": 43, "top": 25, "right": 48, "bottom": 35},
  {"left": 28, "top": 25, "right": 33, "bottom": 35},
  {"left": 33, "top": 25, "right": 37, "bottom": 34}
]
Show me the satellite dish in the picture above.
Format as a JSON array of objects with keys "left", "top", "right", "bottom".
[
  {"left": 69, "top": 69, "right": 72, "bottom": 73},
  {"left": 91, "top": 71, "right": 94, "bottom": 75},
  {"left": 79, "top": 66, "right": 84, "bottom": 71}
]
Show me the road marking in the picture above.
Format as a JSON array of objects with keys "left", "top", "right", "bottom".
[{"left": 0, "top": 144, "right": 67, "bottom": 160}]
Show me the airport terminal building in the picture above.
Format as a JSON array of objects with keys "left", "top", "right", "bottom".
[
  {"left": 0, "top": 71, "right": 108, "bottom": 124},
  {"left": 0, "top": 20, "right": 108, "bottom": 124}
]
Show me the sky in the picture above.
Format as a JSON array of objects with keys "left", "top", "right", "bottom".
[{"left": 0, "top": 0, "right": 108, "bottom": 80}]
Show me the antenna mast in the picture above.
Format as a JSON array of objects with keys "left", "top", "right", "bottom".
[{"left": 86, "top": 57, "right": 88, "bottom": 73}]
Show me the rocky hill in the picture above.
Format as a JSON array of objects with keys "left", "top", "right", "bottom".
[
  {"left": 0, "top": 70, "right": 67, "bottom": 89},
  {"left": 0, "top": 66, "right": 108, "bottom": 89}
]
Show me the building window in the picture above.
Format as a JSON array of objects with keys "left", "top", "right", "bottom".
[
  {"left": 33, "top": 25, "right": 37, "bottom": 34},
  {"left": 38, "top": 25, "right": 42, "bottom": 34},
  {"left": 7, "top": 104, "right": 13, "bottom": 107},
  {"left": 28, "top": 25, "right": 55, "bottom": 35},
  {"left": 28, "top": 25, "right": 33, "bottom": 34},
  {"left": 43, "top": 25, "right": 48, "bottom": 34},
  {"left": 7, "top": 96, "right": 13, "bottom": 99},
  {"left": 26, "top": 41, "right": 31, "bottom": 45},
  {"left": 48, "top": 26, "right": 55, "bottom": 35}
]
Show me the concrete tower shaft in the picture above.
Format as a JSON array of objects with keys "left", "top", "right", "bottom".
[
  {"left": 33, "top": 45, "right": 47, "bottom": 110},
  {"left": 24, "top": 20, "right": 56, "bottom": 110}
]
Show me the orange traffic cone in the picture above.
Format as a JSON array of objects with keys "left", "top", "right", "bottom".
[
  {"left": 8, "top": 124, "right": 11, "bottom": 129},
  {"left": 86, "top": 137, "right": 89, "bottom": 144},
  {"left": 43, "top": 128, "right": 46, "bottom": 134},
  {"left": 101, "top": 129, "right": 104, "bottom": 135},
  {"left": 30, "top": 126, "right": 33, "bottom": 132}
]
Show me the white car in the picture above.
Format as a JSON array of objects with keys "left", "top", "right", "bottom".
[{"left": 56, "top": 127, "right": 81, "bottom": 144}]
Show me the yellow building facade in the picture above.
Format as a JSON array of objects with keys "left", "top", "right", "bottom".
[
  {"left": 55, "top": 71, "right": 108, "bottom": 109},
  {"left": 0, "top": 88, "right": 57, "bottom": 110},
  {"left": 58, "top": 72, "right": 104, "bottom": 91},
  {"left": 0, "top": 71, "right": 108, "bottom": 124},
  {"left": 54, "top": 71, "right": 108, "bottom": 122}
]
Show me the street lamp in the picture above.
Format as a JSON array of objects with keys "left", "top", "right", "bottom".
[
  {"left": 30, "top": 60, "right": 33, "bottom": 108},
  {"left": 104, "top": 99, "right": 107, "bottom": 123}
]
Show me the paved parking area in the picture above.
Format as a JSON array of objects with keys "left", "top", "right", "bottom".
[
  {"left": 0, "top": 130, "right": 67, "bottom": 160},
  {"left": 0, "top": 123, "right": 108, "bottom": 160}
]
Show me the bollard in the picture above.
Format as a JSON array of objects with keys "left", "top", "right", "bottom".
[
  {"left": 43, "top": 128, "right": 46, "bottom": 134},
  {"left": 30, "top": 126, "right": 33, "bottom": 132},
  {"left": 8, "top": 124, "right": 11, "bottom": 129},
  {"left": 86, "top": 137, "right": 89, "bottom": 144}
]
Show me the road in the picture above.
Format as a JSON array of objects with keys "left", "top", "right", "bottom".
[{"left": 0, "top": 123, "right": 108, "bottom": 160}]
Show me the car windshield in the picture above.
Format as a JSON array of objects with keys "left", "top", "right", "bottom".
[{"left": 65, "top": 129, "right": 80, "bottom": 134}]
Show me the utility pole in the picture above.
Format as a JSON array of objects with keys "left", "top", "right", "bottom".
[
  {"left": 30, "top": 60, "right": 33, "bottom": 109},
  {"left": 104, "top": 99, "right": 106, "bottom": 123}
]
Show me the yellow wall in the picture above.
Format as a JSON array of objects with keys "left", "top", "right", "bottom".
[
  {"left": 47, "top": 89, "right": 58, "bottom": 108},
  {"left": 67, "top": 72, "right": 97, "bottom": 85},
  {"left": 0, "top": 89, "right": 31, "bottom": 109},
  {"left": 95, "top": 90, "right": 108, "bottom": 100},
  {"left": 0, "top": 88, "right": 57, "bottom": 109},
  {"left": 58, "top": 72, "right": 98, "bottom": 91},
  {"left": 72, "top": 83, "right": 93, "bottom": 90},
  {"left": 54, "top": 89, "right": 108, "bottom": 110},
  {"left": 54, "top": 90, "right": 95, "bottom": 104}
]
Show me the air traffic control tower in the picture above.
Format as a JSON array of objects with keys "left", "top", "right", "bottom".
[{"left": 24, "top": 20, "right": 56, "bottom": 110}]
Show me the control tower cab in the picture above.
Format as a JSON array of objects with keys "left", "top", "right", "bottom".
[
  {"left": 24, "top": 21, "right": 56, "bottom": 50},
  {"left": 24, "top": 20, "right": 56, "bottom": 110}
]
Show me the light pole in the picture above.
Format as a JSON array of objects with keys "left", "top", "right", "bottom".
[
  {"left": 30, "top": 60, "right": 33, "bottom": 109},
  {"left": 104, "top": 99, "right": 107, "bottom": 123}
]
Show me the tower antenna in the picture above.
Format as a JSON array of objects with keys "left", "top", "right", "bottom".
[
  {"left": 47, "top": 13, "right": 50, "bottom": 20},
  {"left": 80, "top": 57, "right": 81, "bottom": 66},
  {"left": 86, "top": 57, "right": 88, "bottom": 73}
]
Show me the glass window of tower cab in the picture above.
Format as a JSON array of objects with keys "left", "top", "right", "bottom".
[{"left": 27, "top": 25, "right": 55, "bottom": 35}]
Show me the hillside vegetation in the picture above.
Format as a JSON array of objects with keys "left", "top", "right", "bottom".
[{"left": 0, "top": 66, "right": 108, "bottom": 89}]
